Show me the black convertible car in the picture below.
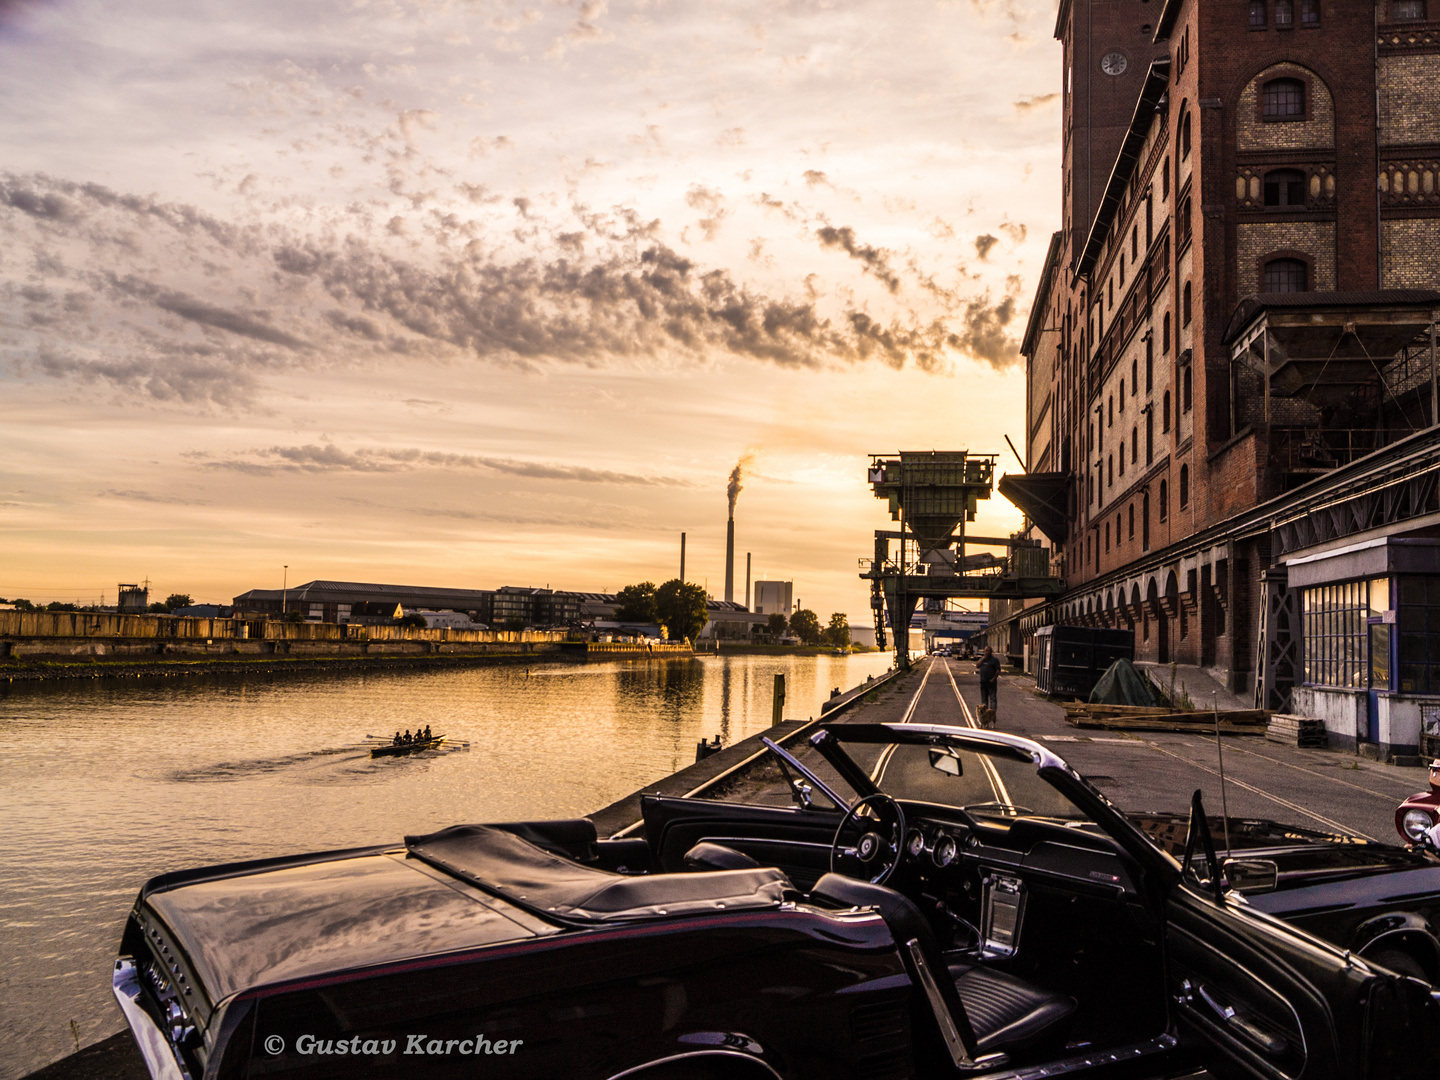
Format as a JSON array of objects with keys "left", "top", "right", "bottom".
[{"left": 115, "top": 723, "right": 1440, "bottom": 1080}]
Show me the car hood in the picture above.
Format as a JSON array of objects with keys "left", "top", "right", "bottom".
[
  {"left": 143, "top": 850, "right": 557, "bottom": 1002},
  {"left": 1127, "top": 811, "right": 1429, "bottom": 877}
]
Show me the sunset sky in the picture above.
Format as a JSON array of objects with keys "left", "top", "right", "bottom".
[{"left": 0, "top": 0, "right": 1060, "bottom": 622}]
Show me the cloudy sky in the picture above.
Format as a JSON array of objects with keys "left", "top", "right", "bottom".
[{"left": 0, "top": 0, "right": 1060, "bottom": 621}]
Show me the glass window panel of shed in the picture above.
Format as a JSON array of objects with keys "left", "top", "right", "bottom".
[
  {"left": 1303, "top": 580, "right": 1368, "bottom": 688},
  {"left": 1397, "top": 576, "right": 1440, "bottom": 693}
]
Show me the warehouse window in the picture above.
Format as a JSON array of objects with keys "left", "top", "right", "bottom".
[
  {"left": 1264, "top": 168, "right": 1306, "bottom": 207},
  {"left": 1182, "top": 365, "right": 1192, "bottom": 412},
  {"left": 1159, "top": 480, "right": 1169, "bottom": 521},
  {"left": 1262, "top": 78, "right": 1305, "bottom": 119},
  {"left": 1249, "top": 0, "right": 1266, "bottom": 26},
  {"left": 1182, "top": 280, "right": 1192, "bottom": 326},
  {"left": 1274, "top": 0, "right": 1294, "bottom": 26},
  {"left": 1180, "top": 111, "right": 1192, "bottom": 158},
  {"left": 1301, "top": 580, "right": 1372, "bottom": 689},
  {"left": 1179, "top": 464, "right": 1189, "bottom": 507},
  {"left": 1163, "top": 390, "right": 1171, "bottom": 431},
  {"left": 1105, "top": 521, "right": 1110, "bottom": 552},
  {"left": 1162, "top": 312, "right": 1171, "bottom": 353},
  {"left": 1301, "top": 0, "right": 1320, "bottom": 26},
  {"left": 1264, "top": 257, "right": 1308, "bottom": 292},
  {"left": 1395, "top": 0, "right": 1426, "bottom": 21},
  {"left": 1128, "top": 502, "right": 1135, "bottom": 540},
  {"left": 1397, "top": 577, "right": 1440, "bottom": 693}
]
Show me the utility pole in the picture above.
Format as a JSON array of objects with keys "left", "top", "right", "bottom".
[{"left": 282, "top": 565, "right": 288, "bottom": 619}]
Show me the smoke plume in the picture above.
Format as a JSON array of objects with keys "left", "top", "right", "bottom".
[{"left": 727, "top": 453, "right": 753, "bottom": 517}]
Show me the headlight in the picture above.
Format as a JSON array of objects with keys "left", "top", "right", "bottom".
[{"left": 1402, "top": 808, "right": 1434, "bottom": 841}]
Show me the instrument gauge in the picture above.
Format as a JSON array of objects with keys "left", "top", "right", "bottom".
[
  {"left": 932, "top": 834, "right": 958, "bottom": 868},
  {"left": 906, "top": 829, "right": 926, "bottom": 858}
]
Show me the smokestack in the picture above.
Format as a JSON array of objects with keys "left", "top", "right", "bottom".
[
  {"left": 725, "top": 457, "right": 747, "bottom": 606},
  {"left": 680, "top": 532, "right": 686, "bottom": 582},
  {"left": 745, "top": 552, "right": 751, "bottom": 609},
  {"left": 725, "top": 520, "right": 735, "bottom": 603}
]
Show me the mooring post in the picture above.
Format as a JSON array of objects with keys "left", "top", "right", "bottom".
[{"left": 772, "top": 673, "right": 786, "bottom": 726}]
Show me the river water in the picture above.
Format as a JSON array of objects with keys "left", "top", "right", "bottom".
[{"left": 0, "top": 652, "right": 893, "bottom": 1079}]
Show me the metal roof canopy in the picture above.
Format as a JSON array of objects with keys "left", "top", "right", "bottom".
[
  {"left": 1225, "top": 290, "right": 1440, "bottom": 405},
  {"left": 998, "top": 472, "right": 1072, "bottom": 545}
]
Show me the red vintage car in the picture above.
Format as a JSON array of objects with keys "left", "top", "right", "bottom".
[{"left": 1396, "top": 760, "right": 1440, "bottom": 843}]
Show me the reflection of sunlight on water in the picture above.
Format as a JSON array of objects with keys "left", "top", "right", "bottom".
[{"left": 0, "top": 652, "right": 893, "bottom": 1079}]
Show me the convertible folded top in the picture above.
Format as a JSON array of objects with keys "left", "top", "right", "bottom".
[{"left": 406, "top": 824, "right": 793, "bottom": 923}]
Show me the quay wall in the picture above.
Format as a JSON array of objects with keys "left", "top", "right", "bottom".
[{"left": 0, "top": 610, "right": 571, "bottom": 661}]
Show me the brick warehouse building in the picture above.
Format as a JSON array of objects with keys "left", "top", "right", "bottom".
[{"left": 995, "top": 0, "right": 1440, "bottom": 757}]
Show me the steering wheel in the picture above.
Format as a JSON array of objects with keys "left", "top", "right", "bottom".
[{"left": 830, "top": 793, "right": 906, "bottom": 885}]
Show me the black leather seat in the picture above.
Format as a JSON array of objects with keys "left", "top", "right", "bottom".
[
  {"left": 811, "top": 874, "right": 1075, "bottom": 1060},
  {"left": 683, "top": 842, "right": 762, "bottom": 871}
]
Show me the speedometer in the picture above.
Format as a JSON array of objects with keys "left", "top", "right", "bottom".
[
  {"left": 906, "top": 830, "right": 926, "bottom": 858},
  {"left": 932, "top": 834, "right": 958, "bottom": 868}
]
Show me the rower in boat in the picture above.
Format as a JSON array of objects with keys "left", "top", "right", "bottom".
[
  {"left": 393, "top": 731, "right": 403, "bottom": 746},
  {"left": 423, "top": 725, "right": 432, "bottom": 741}
]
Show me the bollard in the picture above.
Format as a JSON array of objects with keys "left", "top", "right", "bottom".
[{"left": 772, "top": 673, "right": 786, "bottom": 726}]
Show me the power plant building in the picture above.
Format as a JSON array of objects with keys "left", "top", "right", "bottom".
[{"left": 752, "top": 581, "right": 794, "bottom": 617}]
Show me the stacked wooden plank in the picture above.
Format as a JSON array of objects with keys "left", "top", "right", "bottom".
[
  {"left": 1266, "top": 713, "right": 1328, "bottom": 748},
  {"left": 1062, "top": 702, "right": 1271, "bottom": 735}
]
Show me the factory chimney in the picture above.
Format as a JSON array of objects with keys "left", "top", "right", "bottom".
[
  {"left": 745, "top": 552, "right": 752, "bottom": 610},
  {"left": 725, "top": 459, "right": 746, "bottom": 604}
]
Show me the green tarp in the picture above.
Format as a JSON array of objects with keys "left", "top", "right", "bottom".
[{"left": 1088, "top": 659, "right": 1163, "bottom": 707}]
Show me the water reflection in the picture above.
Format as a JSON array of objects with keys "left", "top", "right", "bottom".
[{"left": 0, "top": 652, "right": 891, "bottom": 1079}]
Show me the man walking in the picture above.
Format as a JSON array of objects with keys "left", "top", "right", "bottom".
[{"left": 976, "top": 646, "right": 1001, "bottom": 728}]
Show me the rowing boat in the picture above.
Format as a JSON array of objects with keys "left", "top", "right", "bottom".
[{"left": 371, "top": 735, "right": 446, "bottom": 758}]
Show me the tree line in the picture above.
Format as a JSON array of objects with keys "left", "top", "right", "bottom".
[{"left": 611, "top": 580, "right": 850, "bottom": 647}]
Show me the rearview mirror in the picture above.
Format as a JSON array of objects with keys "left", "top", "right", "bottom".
[
  {"left": 928, "top": 747, "right": 963, "bottom": 777},
  {"left": 1223, "top": 858, "right": 1278, "bottom": 895}
]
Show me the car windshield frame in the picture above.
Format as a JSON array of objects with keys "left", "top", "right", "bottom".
[{"left": 811, "top": 723, "right": 1181, "bottom": 881}]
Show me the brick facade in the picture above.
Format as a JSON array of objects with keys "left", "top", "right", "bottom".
[{"left": 1011, "top": 0, "right": 1440, "bottom": 695}]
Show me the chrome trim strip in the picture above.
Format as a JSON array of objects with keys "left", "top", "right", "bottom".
[
  {"left": 904, "top": 938, "right": 974, "bottom": 1068},
  {"left": 606, "top": 1049, "right": 783, "bottom": 1080},
  {"left": 112, "top": 959, "right": 191, "bottom": 1080}
]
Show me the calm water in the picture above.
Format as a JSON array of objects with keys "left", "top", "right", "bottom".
[{"left": 0, "top": 652, "right": 892, "bottom": 1079}]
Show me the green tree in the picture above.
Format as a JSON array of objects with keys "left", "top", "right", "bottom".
[
  {"left": 11, "top": 599, "right": 36, "bottom": 612},
  {"left": 148, "top": 601, "right": 169, "bottom": 613},
  {"left": 766, "top": 612, "right": 788, "bottom": 639},
  {"left": 789, "top": 608, "right": 822, "bottom": 645},
  {"left": 613, "top": 581, "right": 659, "bottom": 623},
  {"left": 164, "top": 593, "right": 193, "bottom": 611},
  {"left": 824, "top": 612, "right": 851, "bottom": 647},
  {"left": 45, "top": 602, "right": 78, "bottom": 612},
  {"left": 655, "top": 578, "right": 709, "bottom": 643}
]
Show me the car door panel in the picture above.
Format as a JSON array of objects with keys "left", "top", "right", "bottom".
[
  {"left": 1163, "top": 881, "right": 1365, "bottom": 1080},
  {"left": 641, "top": 794, "right": 842, "bottom": 887}
]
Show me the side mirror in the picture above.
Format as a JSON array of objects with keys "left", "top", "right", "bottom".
[
  {"left": 1222, "top": 858, "right": 1278, "bottom": 894},
  {"left": 928, "top": 747, "right": 963, "bottom": 777}
]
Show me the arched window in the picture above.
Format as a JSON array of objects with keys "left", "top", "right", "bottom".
[
  {"left": 1146, "top": 412, "right": 1154, "bottom": 463},
  {"left": 1105, "top": 520, "right": 1111, "bottom": 552},
  {"left": 1162, "top": 312, "right": 1171, "bottom": 353},
  {"left": 1159, "top": 480, "right": 1169, "bottom": 521},
  {"left": 1274, "top": 0, "right": 1294, "bottom": 26},
  {"left": 1108, "top": 454, "right": 1114, "bottom": 486},
  {"left": 1179, "top": 193, "right": 1192, "bottom": 245},
  {"left": 1182, "top": 365, "right": 1193, "bottom": 412},
  {"left": 1119, "top": 444, "right": 1125, "bottom": 476},
  {"left": 1249, "top": 0, "right": 1266, "bottom": 27},
  {"left": 1179, "top": 464, "right": 1189, "bottom": 508},
  {"left": 1262, "top": 78, "right": 1305, "bottom": 119},
  {"left": 1395, "top": 1, "right": 1426, "bottom": 21},
  {"left": 1145, "top": 338, "right": 1153, "bottom": 390},
  {"left": 1264, "top": 169, "right": 1306, "bottom": 207},
  {"left": 1132, "top": 357, "right": 1138, "bottom": 391},
  {"left": 1131, "top": 426, "right": 1138, "bottom": 463},
  {"left": 1120, "top": 378, "right": 1125, "bottom": 405},
  {"left": 1128, "top": 503, "right": 1135, "bottom": 540},
  {"left": 1180, "top": 111, "right": 1192, "bottom": 158},
  {"left": 1162, "top": 157, "right": 1170, "bottom": 198},
  {"left": 1142, "top": 493, "right": 1150, "bottom": 550},
  {"left": 1163, "top": 390, "right": 1171, "bottom": 431},
  {"left": 1264, "top": 257, "right": 1308, "bottom": 292},
  {"left": 1182, "top": 280, "right": 1193, "bottom": 326}
]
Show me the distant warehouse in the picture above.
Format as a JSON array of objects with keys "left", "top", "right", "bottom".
[{"left": 232, "top": 580, "right": 496, "bottom": 625}]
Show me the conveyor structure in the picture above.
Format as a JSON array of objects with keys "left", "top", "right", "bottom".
[{"left": 860, "top": 451, "right": 1064, "bottom": 669}]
